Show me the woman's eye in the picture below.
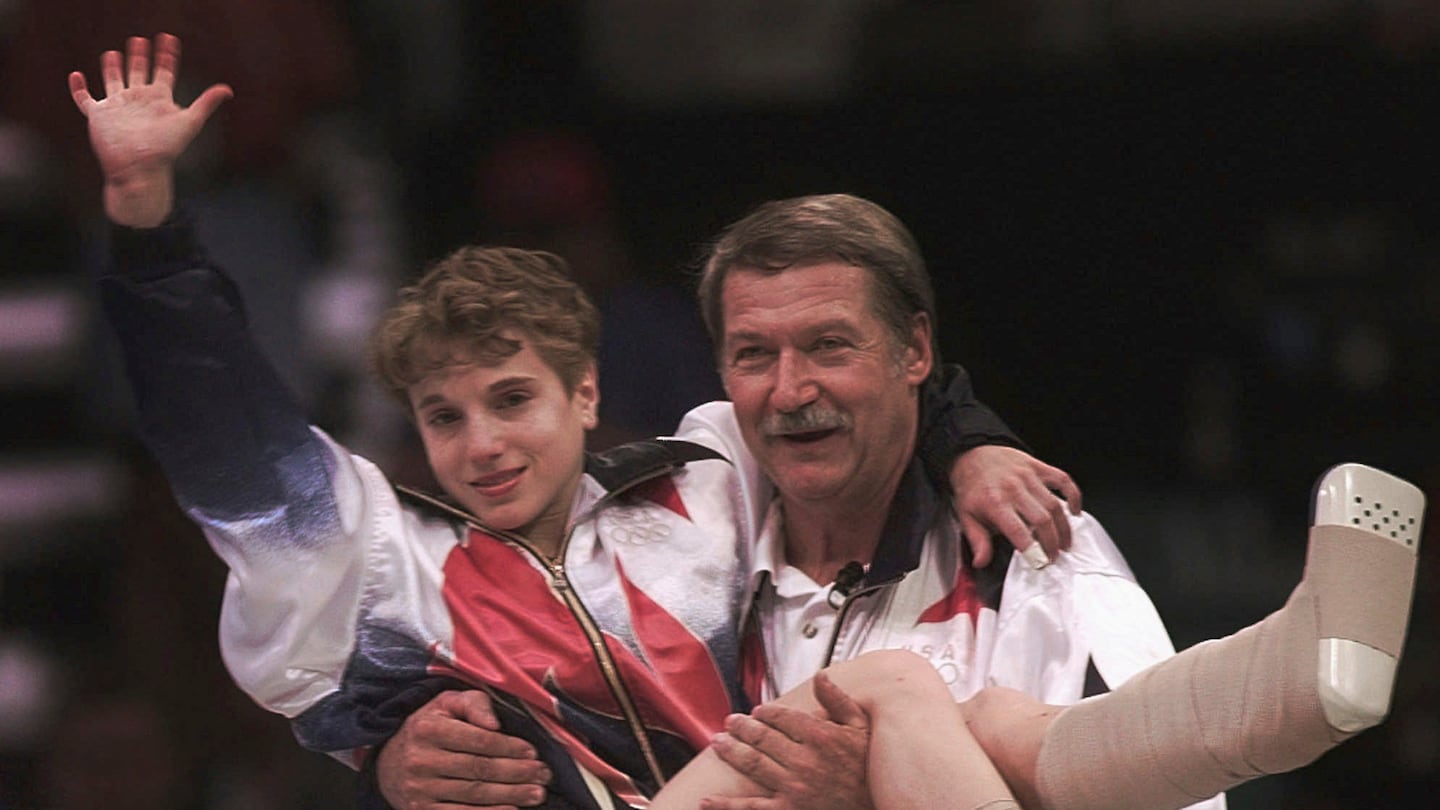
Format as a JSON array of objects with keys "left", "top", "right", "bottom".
[
  {"left": 426, "top": 410, "right": 459, "bottom": 427},
  {"left": 498, "top": 391, "right": 532, "bottom": 410}
]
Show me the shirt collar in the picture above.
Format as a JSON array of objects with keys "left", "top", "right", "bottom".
[
  {"left": 747, "top": 498, "right": 787, "bottom": 595},
  {"left": 745, "top": 454, "right": 944, "bottom": 593}
]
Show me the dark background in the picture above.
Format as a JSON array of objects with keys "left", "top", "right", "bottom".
[{"left": 1, "top": 2, "right": 1437, "bottom": 807}]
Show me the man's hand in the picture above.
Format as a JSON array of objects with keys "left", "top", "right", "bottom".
[
  {"left": 700, "top": 671, "right": 873, "bottom": 810},
  {"left": 377, "top": 690, "right": 552, "bottom": 810},
  {"left": 950, "top": 445, "right": 1082, "bottom": 568},
  {"left": 68, "top": 33, "right": 232, "bottom": 227}
]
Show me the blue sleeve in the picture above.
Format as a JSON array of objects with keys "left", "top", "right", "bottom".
[
  {"left": 98, "top": 213, "right": 447, "bottom": 773},
  {"left": 97, "top": 212, "right": 336, "bottom": 528}
]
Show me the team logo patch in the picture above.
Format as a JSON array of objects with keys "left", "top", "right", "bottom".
[{"left": 599, "top": 505, "right": 673, "bottom": 546}]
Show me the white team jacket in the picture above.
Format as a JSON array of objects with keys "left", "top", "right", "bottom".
[{"left": 679, "top": 402, "right": 1228, "bottom": 810}]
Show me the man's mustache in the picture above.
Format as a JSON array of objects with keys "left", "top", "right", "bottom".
[{"left": 760, "top": 406, "right": 853, "bottom": 438}]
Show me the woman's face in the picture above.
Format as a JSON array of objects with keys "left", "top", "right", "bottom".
[{"left": 408, "top": 335, "right": 597, "bottom": 552}]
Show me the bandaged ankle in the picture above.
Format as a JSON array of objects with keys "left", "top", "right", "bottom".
[{"left": 1032, "top": 465, "right": 1422, "bottom": 810}]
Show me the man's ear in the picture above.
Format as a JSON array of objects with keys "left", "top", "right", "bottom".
[
  {"left": 575, "top": 363, "right": 600, "bottom": 429},
  {"left": 903, "top": 312, "right": 934, "bottom": 385}
]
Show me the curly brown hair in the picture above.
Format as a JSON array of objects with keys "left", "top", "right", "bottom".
[{"left": 370, "top": 246, "right": 600, "bottom": 407}]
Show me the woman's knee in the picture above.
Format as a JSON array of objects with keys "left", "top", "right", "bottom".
[{"left": 828, "top": 649, "right": 949, "bottom": 705}]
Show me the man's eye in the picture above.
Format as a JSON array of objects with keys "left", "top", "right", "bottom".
[
  {"left": 814, "top": 337, "right": 849, "bottom": 352},
  {"left": 731, "top": 347, "right": 766, "bottom": 366}
]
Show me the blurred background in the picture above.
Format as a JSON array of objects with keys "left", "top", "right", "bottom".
[{"left": 1, "top": 1, "right": 1437, "bottom": 807}]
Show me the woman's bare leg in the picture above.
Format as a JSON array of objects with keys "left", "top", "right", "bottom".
[
  {"left": 650, "top": 649, "right": 1016, "bottom": 809},
  {"left": 964, "top": 463, "right": 1424, "bottom": 810},
  {"left": 957, "top": 687, "right": 1059, "bottom": 809},
  {"left": 852, "top": 651, "right": 1016, "bottom": 810}
]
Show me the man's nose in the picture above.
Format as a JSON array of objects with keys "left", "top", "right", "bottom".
[{"left": 770, "top": 350, "right": 819, "bottom": 413}]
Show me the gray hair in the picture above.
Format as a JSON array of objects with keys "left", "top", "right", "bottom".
[{"left": 697, "top": 193, "right": 937, "bottom": 359}]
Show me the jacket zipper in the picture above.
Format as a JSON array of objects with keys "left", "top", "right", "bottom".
[
  {"left": 397, "top": 473, "right": 676, "bottom": 790},
  {"left": 533, "top": 544, "right": 669, "bottom": 790}
]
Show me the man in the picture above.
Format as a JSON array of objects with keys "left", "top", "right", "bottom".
[
  {"left": 378, "top": 195, "right": 1223, "bottom": 810},
  {"left": 690, "top": 195, "right": 1223, "bottom": 809}
]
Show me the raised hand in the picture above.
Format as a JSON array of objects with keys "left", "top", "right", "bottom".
[{"left": 68, "top": 33, "right": 232, "bottom": 227}]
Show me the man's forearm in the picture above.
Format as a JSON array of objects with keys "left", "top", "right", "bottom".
[{"left": 917, "top": 363, "right": 1027, "bottom": 488}]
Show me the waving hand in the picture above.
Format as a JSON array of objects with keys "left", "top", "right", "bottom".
[{"left": 69, "top": 33, "right": 232, "bottom": 227}]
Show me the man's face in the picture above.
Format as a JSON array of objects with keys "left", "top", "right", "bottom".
[
  {"left": 719, "top": 262, "right": 932, "bottom": 507},
  {"left": 408, "top": 334, "right": 597, "bottom": 549}
]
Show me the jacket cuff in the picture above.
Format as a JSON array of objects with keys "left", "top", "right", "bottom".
[{"left": 109, "top": 209, "right": 205, "bottom": 281}]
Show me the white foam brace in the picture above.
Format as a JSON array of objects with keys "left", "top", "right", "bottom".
[{"left": 1033, "top": 514, "right": 1420, "bottom": 810}]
